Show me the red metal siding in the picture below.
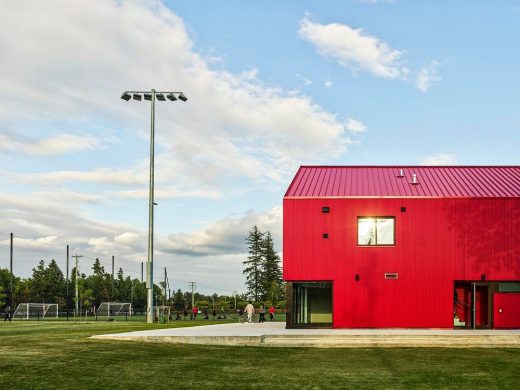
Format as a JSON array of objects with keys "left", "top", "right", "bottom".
[
  {"left": 494, "top": 293, "right": 520, "bottom": 328},
  {"left": 283, "top": 197, "right": 520, "bottom": 328}
]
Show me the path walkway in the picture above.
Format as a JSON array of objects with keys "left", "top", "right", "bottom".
[{"left": 91, "top": 322, "right": 520, "bottom": 348}]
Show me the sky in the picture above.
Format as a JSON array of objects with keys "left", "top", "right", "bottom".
[{"left": 0, "top": 0, "right": 519, "bottom": 295}]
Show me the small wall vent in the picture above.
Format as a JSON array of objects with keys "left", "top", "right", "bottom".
[
  {"left": 322, "top": 233, "right": 329, "bottom": 239},
  {"left": 384, "top": 273, "right": 399, "bottom": 280}
]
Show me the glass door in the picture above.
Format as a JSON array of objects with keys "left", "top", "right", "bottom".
[{"left": 292, "top": 282, "right": 332, "bottom": 326}]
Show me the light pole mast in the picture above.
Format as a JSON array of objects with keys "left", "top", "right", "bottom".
[
  {"left": 146, "top": 89, "right": 156, "bottom": 324},
  {"left": 121, "top": 89, "right": 187, "bottom": 324}
]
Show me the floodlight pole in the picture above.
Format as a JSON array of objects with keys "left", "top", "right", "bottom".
[
  {"left": 146, "top": 89, "right": 156, "bottom": 324},
  {"left": 9, "top": 233, "right": 13, "bottom": 309},
  {"left": 121, "top": 89, "right": 187, "bottom": 323}
]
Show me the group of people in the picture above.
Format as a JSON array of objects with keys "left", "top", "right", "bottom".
[
  {"left": 173, "top": 303, "right": 276, "bottom": 323},
  {"left": 180, "top": 306, "right": 227, "bottom": 321},
  {"left": 242, "top": 302, "right": 276, "bottom": 323}
]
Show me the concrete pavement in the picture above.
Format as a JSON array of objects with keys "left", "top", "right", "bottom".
[{"left": 91, "top": 322, "right": 520, "bottom": 348}]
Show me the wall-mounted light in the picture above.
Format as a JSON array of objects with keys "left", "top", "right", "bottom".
[
  {"left": 322, "top": 233, "right": 329, "bottom": 239},
  {"left": 401, "top": 207, "right": 406, "bottom": 212},
  {"left": 322, "top": 206, "right": 330, "bottom": 213},
  {"left": 355, "top": 274, "right": 360, "bottom": 281}
]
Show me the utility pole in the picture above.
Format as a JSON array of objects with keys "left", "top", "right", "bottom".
[
  {"left": 233, "top": 291, "right": 237, "bottom": 311},
  {"left": 9, "top": 233, "right": 13, "bottom": 309},
  {"left": 66, "top": 245, "right": 69, "bottom": 321},
  {"left": 141, "top": 262, "right": 144, "bottom": 283},
  {"left": 71, "top": 254, "right": 83, "bottom": 317},
  {"left": 188, "top": 282, "right": 196, "bottom": 308},
  {"left": 164, "top": 268, "right": 167, "bottom": 306},
  {"left": 111, "top": 255, "right": 115, "bottom": 302}
]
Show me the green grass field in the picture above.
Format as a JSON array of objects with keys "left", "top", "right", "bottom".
[{"left": 1, "top": 320, "right": 520, "bottom": 389}]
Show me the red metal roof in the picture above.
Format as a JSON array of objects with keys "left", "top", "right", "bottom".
[{"left": 285, "top": 166, "right": 520, "bottom": 198}]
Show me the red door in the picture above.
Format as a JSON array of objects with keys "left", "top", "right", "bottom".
[{"left": 475, "top": 285, "right": 489, "bottom": 327}]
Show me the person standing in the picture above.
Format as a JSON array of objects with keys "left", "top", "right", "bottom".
[
  {"left": 258, "top": 303, "right": 266, "bottom": 323},
  {"left": 4, "top": 305, "right": 11, "bottom": 322},
  {"left": 244, "top": 301, "right": 255, "bottom": 323},
  {"left": 268, "top": 305, "right": 275, "bottom": 321}
]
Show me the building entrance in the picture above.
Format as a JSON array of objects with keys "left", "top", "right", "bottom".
[
  {"left": 454, "top": 282, "right": 490, "bottom": 329},
  {"left": 288, "top": 282, "right": 332, "bottom": 328}
]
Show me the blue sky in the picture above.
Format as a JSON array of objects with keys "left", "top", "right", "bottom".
[{"left": 0, "top": 0, "right": 519, "bottom": 294}]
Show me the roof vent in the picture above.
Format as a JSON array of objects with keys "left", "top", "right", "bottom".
[
  {"left": 397, "top": 169, "right": 405, "bottom": 178},
  {"left": 411, "top": 173, "right": 419, "bottom": 185}
]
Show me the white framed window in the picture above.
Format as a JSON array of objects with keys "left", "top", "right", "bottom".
[{"left": 358, "top": 217, "right": 395, "bottom": 246}]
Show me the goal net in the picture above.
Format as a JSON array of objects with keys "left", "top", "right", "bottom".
[
  {"left": 155, "top": 306, "right": 171, "bottom": 323},
  {"left": 96, "top": 302, "right": 132, "bottom": 317},
  {"left": 13, "top": 303, "right": 58, "bottom": 319}
]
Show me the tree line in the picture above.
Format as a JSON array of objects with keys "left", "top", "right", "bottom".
[{"left": 0, "top": 258, "right": 285, "bottom": 313}]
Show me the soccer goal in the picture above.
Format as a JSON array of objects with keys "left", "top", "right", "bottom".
[
  {"left": 96, "top": 302, "right": 132, "bottom": 317},
  {"left": 13, "top": 303, "right": 58, "bottom": 319},
  {"left": 155, "top": 306, "right": 171, "bottom": 323}
]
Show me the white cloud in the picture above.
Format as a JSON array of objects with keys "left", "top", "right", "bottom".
[
  {"left": 295, "top": 74, "right": 312, "bottom": 87},
  {"left": 324, "top": 80, "right": 333, "bottom": 88},
  {"left": 0, "top": 1, "right": 350, "bottom": 292},
  {"left": 20, "top": 168, "right": 146, "bottom": 187},
  {"left": 0, "top": 1, "right": 351, "bottom": 193},
  {"left": 298, "top": 17, "right": 408, "bottom": 79},
  {"left": 0, "top": 133, "right": 110, "bottom": 156},
  {"left": 158, "top": 206, "right": 282, "bottom": 257},
  {"left": 345, "top": 118, "right": 367, "bottom": 134},
  {"left": 357, "top": 0, "right": 395, "bottom": 4},
  {"left": 0, "top": 192, "right": 280, "bottom": 293},
  {"left": 415, "top": 61, "right": 442, "bottom": 93},
  {"left": 420, "top": 153, "right": 457, "bottom": 166}
]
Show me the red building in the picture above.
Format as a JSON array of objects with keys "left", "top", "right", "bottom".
[{"left": 283, "top": 166, "right": 520, "bottom": 329}]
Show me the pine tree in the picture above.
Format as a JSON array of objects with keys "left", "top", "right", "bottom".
[
  {"left": 260, "top": 231, "right": 283, "bottom": 304},
  {"left": 243, "top": 225, "right": 265, "bottom": 301},
  {"left": 0, "top": 286, "right": 6, "bottom": 308}
]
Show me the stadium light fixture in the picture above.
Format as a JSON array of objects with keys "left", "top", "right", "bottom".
[{"left": 120, "top": 89, "right": 187, "bottom": 324}]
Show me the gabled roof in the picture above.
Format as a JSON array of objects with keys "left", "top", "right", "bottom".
[{"left": 285, "top": 166, "right": 520, "bottom": 198}]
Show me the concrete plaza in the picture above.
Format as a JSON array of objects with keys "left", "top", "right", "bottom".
[{"left": 91, "top": 322, "right": 520, "bottom": 348}]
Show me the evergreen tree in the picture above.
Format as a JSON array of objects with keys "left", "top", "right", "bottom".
[
  {"left": 260, "top": 231, "right": 283, "bottom": 304},
  {"left": 45, "top": 259, "right": 66, "bottom": 305},
  {"left": 89, "top": 258, "right": 110, "bottom": 307},
  {"left": 30, "top": 260, "right": 47, "bottom": 301},
  {"left": 173, "top": 289, "right": 185, "bottom": 311},
  {"left": 243, "top": 225, "right": 264, "bottom": 301},
  {"left": 0, "top": 286, "right": 6, "bottom": 307}
]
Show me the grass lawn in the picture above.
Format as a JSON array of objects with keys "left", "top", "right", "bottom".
[{"left": 1, "top": 321, "right": 520, "bottom": 389}]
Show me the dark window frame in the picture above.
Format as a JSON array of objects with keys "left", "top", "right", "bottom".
[{"left": 357, "top": 216, "right": 396, "bottom": 246}]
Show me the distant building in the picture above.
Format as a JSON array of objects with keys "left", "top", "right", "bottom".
[{"left": 283, "top": 166, "right": 520, "bottom": 329}]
